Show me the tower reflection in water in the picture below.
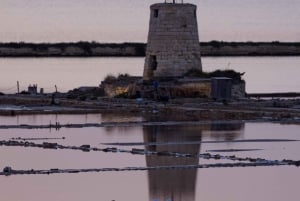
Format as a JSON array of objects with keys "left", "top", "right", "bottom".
[{"left": 143, "top": 123, "right": 244, "bottom": 201}]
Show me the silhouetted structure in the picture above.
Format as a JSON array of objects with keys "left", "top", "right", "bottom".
[{"left": 143, "top": 3, "right": 202, "bottom": 80}]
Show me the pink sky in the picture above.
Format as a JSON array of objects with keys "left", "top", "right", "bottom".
[{"left": 1, "top": 0, "right": 299, "bottom": 42}]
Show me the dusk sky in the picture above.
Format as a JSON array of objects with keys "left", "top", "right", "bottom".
[{"left": 1, "top": 0, "right": 299, "bottom": 42}]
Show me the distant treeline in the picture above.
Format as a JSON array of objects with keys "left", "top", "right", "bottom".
[
  {"left": 205, "top": 41, "right": 300, "bottom": 46},
  {"left": 0, "top": 41, "right": 300, "bottom": 57}
]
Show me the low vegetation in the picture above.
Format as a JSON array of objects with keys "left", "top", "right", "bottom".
[
  {"left": 185, "top": 69, "right": 245, "bottom": 84},
  {"left": 103, "top": 73, "right": 131, "bottom": 83}
]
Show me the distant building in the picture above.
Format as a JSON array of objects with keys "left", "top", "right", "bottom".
[
  {"left": 28, "top": 84, "right": 38, "bottom": 95},
  {"left": 101, "top": 2, "right": 246, "bottom": 100},
  {"left": 143, "top": 2, "right": 202, "bottom": 80}
]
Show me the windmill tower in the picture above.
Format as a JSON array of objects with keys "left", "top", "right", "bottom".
[{"left": 143, "top": 1, "right": 202, "bottom": 80}]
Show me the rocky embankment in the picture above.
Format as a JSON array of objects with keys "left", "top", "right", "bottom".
[
  {"left": 0, "top": 95, "right": 300, "bottom": 123},
  {"left": 1, "top": 140, "right": 300, "bottom": 176},
  {"left": 0, "top": 41, "right": 299, "bottom": 57}
]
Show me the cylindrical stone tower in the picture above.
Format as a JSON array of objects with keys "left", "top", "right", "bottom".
[{"left": 143, "top": 3, "right": 202, "bottom": 80}]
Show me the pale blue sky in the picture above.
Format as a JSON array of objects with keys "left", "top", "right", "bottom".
[{"left": 1, "top": 0, "right": 299, "bottom": 42}]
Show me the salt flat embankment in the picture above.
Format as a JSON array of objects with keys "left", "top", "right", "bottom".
[{"left": 0, "top": 41, "right": 299, "bottom": 57}]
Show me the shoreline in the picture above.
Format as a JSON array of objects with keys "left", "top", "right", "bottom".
[
  {"left": 0, "top": 95, "right": 300, "bottom": 124},
  {"left": 1, "top": 41, "right": 300, "bottom": 57}
]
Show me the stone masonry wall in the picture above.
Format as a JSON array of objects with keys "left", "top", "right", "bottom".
[{"left": 143, "top": 3, "right": 202, "bottom": 80}]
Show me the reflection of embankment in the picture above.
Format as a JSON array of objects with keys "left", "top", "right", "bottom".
[
  {"left": 100, "top": 113, "right": 143, "bottom": 133},
  {"left": 143, "top": 123, "right": 244, "bottom": 201},
  {"left": 206, "top": 123, "right": 245, "bottom": 141}
]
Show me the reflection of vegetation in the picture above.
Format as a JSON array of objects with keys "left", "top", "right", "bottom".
[{"left": 0, "top": 41, "right": 299, "bottom": 56}]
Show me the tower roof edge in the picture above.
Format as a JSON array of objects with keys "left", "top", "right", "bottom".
[{"left": 150, "top": 3, "right": 197, "bottom": 9}]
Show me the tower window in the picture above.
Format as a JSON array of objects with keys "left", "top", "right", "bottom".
[
  {"left": 150, "top": 55, "right": 157, "bottom": 70},
  {"left": 154, "top": 9, "right": 159, "bottom": 18},
  {"left": 194, "top": 10, "right": 197, "bottom": 18}
]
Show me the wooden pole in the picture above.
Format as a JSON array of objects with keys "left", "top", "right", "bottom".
[{"left": 17, "top": 81, "right": 20, "bottom": 94}]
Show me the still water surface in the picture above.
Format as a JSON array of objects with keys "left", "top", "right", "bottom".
[
  {"left": 0, "top": 114, "right": 299, "bottom": 201},
  {"left": 0, "top": 56, "right": 300, "bottom": 200},
  {"left": 0, "top": 56, "right": 300, "bottom": 93}
]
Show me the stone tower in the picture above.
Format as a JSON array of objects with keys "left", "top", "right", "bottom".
[{"left": 143, "top": 2, "right": 202, "bottom": 80}]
